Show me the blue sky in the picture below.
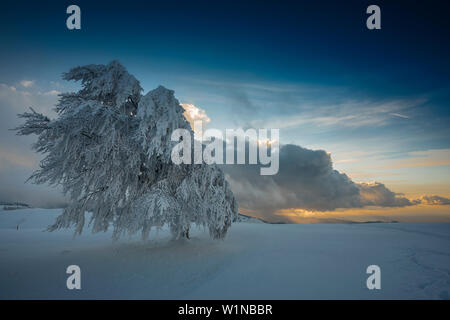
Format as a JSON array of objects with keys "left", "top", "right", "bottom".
[{"left": 1, "top": 0, "right": 450, "bottom": 221}]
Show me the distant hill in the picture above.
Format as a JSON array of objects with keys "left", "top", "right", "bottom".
[
  {"left": 0, "top": 202, "right": 31, "bottom": 211},
  {"left": 236, "top": 213, "right": 287, "bottom": 224}
]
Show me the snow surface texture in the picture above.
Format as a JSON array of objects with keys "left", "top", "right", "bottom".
[{"left": 1, "top": 208, "right": 449, "bottom": 299}]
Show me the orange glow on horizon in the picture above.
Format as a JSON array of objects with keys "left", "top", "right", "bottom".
[{"left": 273, "top": 205, "right": 450, "bottom": 224}]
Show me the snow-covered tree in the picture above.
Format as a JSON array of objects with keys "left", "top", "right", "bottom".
[{"left": 15, "top": 61, "right": 237, "bottom": 240}]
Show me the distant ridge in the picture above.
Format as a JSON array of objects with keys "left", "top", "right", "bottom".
[
  {"left": 0, "top": 202, "right": 31, "bottom": 210},
  {"left": 236, "top": 213, "right": 288, "bottom": 224}
]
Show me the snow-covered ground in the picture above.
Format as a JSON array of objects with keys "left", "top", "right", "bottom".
[{"left": 0, "top": 208, "right": 449, "bottom": 299}]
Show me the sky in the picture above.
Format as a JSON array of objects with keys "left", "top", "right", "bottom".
[{"left": 1, "top": 0, "right": 450, "bottom": 222}]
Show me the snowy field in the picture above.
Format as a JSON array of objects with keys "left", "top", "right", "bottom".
[{"left": 0, "top": 208, "right": 449, "bottom": 299}]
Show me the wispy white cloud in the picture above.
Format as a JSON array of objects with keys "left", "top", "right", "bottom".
[
  {"left": 251, "top": 98, "right": 424, "bottom": 130},
  {"left": 20, "top": 80, "right": 34, "bottom": 88},
  {"left": 0, "top": 149, "right": 36, "bottom": 169},
  {"left": 390, "top": 112, "right": 409, "bottom": 119},
  {"left": 365, "top": 149, "right": 450, "bottom": 170},
  {"left": 41, "top": 90, "right": 61, "bottom": 96}
]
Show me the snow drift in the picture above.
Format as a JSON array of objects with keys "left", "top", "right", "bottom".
[{"left": 0, "top": 208, "right": 449, "bottom": 299}]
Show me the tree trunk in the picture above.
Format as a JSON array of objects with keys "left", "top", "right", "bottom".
[{"left": 183, "top": 227, "right": 190, "bottom": 239}]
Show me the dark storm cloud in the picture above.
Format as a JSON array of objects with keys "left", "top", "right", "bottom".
[
  {"left": 222, "top": 144, "right": 413, "bottom": 220},
  {"left": 414, "top": 195, "right": 450, "bottom": 206},
  {"left": 358, "top": 182, "right": 412, "bottom": 207}
]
